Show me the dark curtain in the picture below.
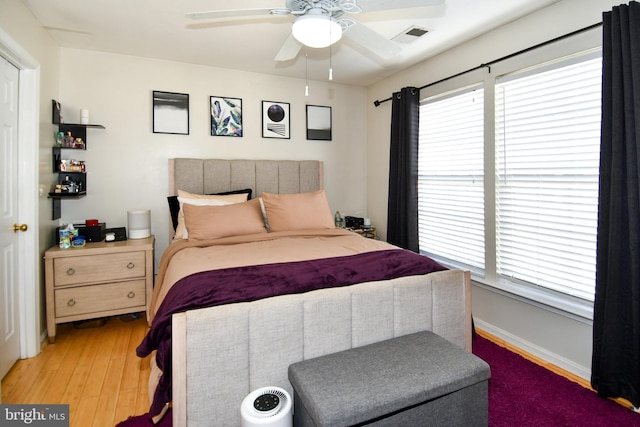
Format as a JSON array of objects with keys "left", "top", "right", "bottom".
[
  {"left": 387, "top": 87, "right": 420, "bottom": 252},
  {"left": 591, "top": 1, "right": 640, "bottom": 408}
]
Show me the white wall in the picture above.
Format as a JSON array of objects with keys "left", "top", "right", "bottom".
[
  {"left": 56, "top": 49, "right": 369, "bottom": 258},
  {"left": 366, "top": 0, "right": 623, "bottom": 380}
]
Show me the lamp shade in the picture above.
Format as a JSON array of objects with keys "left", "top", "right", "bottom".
[{"left": 292, "top": 13, "right": 342, "bottom": 48}]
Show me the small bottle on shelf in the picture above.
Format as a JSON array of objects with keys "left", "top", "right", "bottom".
[
  {"left": 55, "top": 131, "right": 64, "bottom": 147},
  {"left": 65, "top": 132, "right": 74, "bottom": 148}
]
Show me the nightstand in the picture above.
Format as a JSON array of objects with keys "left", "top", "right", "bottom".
[
  {"left": 352, "top": 227, "right": 376, "bottom": 239},
  {"left": 44, "top": 236, "right": 154, "bottom": 343}
]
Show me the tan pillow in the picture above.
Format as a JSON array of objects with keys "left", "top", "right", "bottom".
[
  {"left": 261, "top": 190, "right": 334, "bottom": 232},
  {"left": 183, "top": 199, "right": 267, "bottom": 240},
  {"left": 174, "top": 190, "right": 250, "bottom": 239}
]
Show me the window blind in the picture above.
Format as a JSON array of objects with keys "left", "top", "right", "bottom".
[
  {"left": 495, "top": 57, "right": 601, "bottom": 301},
  {"left": 418, "top": 88, "right": 485, "bottom": 273}
]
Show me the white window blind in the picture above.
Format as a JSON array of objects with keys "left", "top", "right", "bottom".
[
  {"left": 418, "top": 88, "right": 485, "bottom": 273},
  {"left": 495, "top": 56, "right": 602, "bottom": 301}
]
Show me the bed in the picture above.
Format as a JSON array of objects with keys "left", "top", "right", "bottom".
[{"left": 137, "top": 158, "right": 472, "bottom": 426}]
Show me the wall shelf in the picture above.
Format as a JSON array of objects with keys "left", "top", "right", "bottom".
[{"left": 50, "top": 100, "right": 105, "bottom": 220}]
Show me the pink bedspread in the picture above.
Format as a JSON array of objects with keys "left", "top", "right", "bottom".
[{"left": 149, "top": 228, "right": 401, "bottom": 321}]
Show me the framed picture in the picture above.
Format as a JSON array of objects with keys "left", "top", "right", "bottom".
[
  {"left": 262, "top": 101, "right": 290, "bottom": 139},
  {"left": 153, "top": 91, "right": 189, "bottom": 135},
  {"left": 210, "top": 96, "right": 242, "bottom": 137},
  {"left": 306, "top": 105, "right": 332, "bottom": 141}
]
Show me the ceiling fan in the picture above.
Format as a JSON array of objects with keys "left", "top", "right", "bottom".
[{"left": 186, "top": 0, "right": 445, "bottom": 62}]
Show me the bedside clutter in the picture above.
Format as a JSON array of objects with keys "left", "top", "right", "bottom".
[
  {"left": 56, "top": 222, "right": 107, "bottom": 246},
  {"left": 345, "top": 215, "right": 364, "bottom": 229},
  {"left": 346, "top": 216, "right": 376, "bottom": 240},
  {"left": 335, "top": 213, "right": 377, "bottom": 239},
  {"left": 54, "top": 213, "right": 146, "bottom": 246},
  {"left": 78, "top": 221, "right": 106, "bottom": 242}
]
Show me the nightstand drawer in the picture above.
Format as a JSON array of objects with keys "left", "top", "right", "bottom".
[
  {"left": 54, "top": 251, "right": 146, "bottom": 286},
  {"left": 55, "top": 279, "right": 146, "bottom": 318}
]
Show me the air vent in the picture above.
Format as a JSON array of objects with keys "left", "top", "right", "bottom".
[{"left": 392, "top": 26, "right": 429, "bottom": 44}]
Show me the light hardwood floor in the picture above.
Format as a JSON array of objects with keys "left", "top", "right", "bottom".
[{"left": 1, "top": 314, "right": 151, "bottom": 427}]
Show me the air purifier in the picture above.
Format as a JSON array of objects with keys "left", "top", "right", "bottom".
[
  {"left": 241, "top": 386, "right": 292, "bottom": 427},
  {"left": 127, "top": 210, "right": 151, "bottom": 239}
]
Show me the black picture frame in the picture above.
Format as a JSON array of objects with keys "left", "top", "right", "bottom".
[
  {"left": 306, "top": 105, "right": 332, "bottom": 141},
  {"left": 210, "top": 96, "right": 243, "bottom": 137},
  {"left": 262, "top": 101, "right": 290, "bottom": 139},
  {"left": 153, "top": 91, "right": 189, "bottom": 135}
]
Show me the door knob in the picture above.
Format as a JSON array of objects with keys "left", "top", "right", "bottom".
[{"left": 13, "top": 224, "right": 28, "bottom": 233}]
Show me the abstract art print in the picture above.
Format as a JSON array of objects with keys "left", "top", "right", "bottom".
[
  {"left": 262, "top": 101, "right": 290, "bottom": 139},
  {"left": 210, "top": 96, "right": 242, "bottom": 137},
  {"left": 153, "top": 91, "right": 189, "bottom": 135},
  {"left": 306, "top": 105, "right": 332, "bottom": 140}
]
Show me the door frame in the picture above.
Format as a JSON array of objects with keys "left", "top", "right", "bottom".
[{"left": 0, "top": 28, "right": 41, "bottom": 358}]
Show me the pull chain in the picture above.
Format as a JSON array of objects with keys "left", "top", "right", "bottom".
[
  {"left": 329, "top": 32, "right": 334, "bottom": 81},
  {"left": 305, "top": 52, "right": 309, "bottom": 96}
]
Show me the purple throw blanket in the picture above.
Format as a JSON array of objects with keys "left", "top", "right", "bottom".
[{"left": 137, "top": 249, "right": 445, "bottom": 418}]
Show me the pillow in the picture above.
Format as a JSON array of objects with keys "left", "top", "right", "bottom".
[
  {"left": 167, "top": 188, "right": 252, "bottom": 232},
  {"left": 174, "top": 190, "right": 251, "bottom": 239},
  {"left": 258, "top": 197, "right": 270, "bottom": 232},
  {"left": 261, "top": 190, "right": 334, "bottom": 232},
  {"left": 183, "top": 199, "right": 267, "bottom": 240}
]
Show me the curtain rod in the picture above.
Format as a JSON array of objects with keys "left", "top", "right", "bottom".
[{"left": 373, "top": 21, "right": 603, "bottom": 107}]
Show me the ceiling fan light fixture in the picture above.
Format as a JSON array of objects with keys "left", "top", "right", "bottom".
[{"left": 292, "top": 14, "right": 342, "bottom": 48}]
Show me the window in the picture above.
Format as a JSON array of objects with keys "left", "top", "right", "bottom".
[
  {"left": 495, "top": 57, "right": 602, "bottom": 301},
  {"left": 418, "top": 88, "right": 485, "bottom": 275},
  {"left": 418, "top": 52, "right": 602, "bottom": 314}
]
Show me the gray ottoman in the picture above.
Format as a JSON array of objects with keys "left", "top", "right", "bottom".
[{"left": 288, "top": 331, "right": 490, "bottom": 427}]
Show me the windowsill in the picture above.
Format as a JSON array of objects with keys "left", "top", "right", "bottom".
[
  {"left": 422, "top": 253, "right": 595, "bottom": 324},
  {"left": 471, "top": 274, "right": 594, "bottom": 325}
]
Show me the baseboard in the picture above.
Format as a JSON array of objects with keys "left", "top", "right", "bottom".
[
  {"left": 475, "top": 320, "right": 639, "bottom": 412},
  {"left": 473, "top": 318, "right": 591, "bottom": 381}
]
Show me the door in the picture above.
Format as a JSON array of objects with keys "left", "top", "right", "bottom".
[{"left": 0, "top": 55, "right": 21, "bottom": 379}]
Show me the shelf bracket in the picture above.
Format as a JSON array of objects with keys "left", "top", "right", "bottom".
[{"left": 51, "top": 198, "right": 61, "bottom": 220}]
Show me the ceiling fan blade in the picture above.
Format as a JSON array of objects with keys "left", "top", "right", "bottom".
[
  {"left": 357, "top": 0, "right": 445, "bottom": 13},
  {"left": 275, "top": 34, "right": 302, "bottom": 62},
  {"left": 343, "top": 23, "right": 401, "bottom": 59},
  {"left": 186, "top": 8, "right": 281, "bottom": 20}
]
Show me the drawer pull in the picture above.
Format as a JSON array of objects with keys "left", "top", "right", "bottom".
[
  {"left": 66, "top": 268, "right": 76, "bottom": 276},
  {"left": 127, "top": 291, "right": 136, "bottom": 299},
  {"left": 127, "top": 262, "right": 135, "bottom": 269},
  {"left": 67, "top": 299, "right": 76, "bottom": 307}
]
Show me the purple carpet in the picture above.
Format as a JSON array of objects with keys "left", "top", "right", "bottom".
[
  {"left": 472, "top": 334, "right": 640, "bottom": 426},
  {"left": 117, "top": 336, "right": 640, "bottom": 426}
]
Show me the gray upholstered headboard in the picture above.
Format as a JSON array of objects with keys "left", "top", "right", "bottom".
[{"left": 169, "top": 158, "right": 324, "bottom": 197}]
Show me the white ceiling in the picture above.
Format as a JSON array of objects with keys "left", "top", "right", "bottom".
[{"left": 22, "top": 0, "right": 559, "bottom": 86}]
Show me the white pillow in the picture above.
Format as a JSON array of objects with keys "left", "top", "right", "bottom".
[{"left": 174, "top": 190, "right": 249, "bottom": 239}]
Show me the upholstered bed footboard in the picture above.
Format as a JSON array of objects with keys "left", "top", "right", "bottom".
[{"left": 171, "top": 269, "right": 471, "bottom": 426}]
